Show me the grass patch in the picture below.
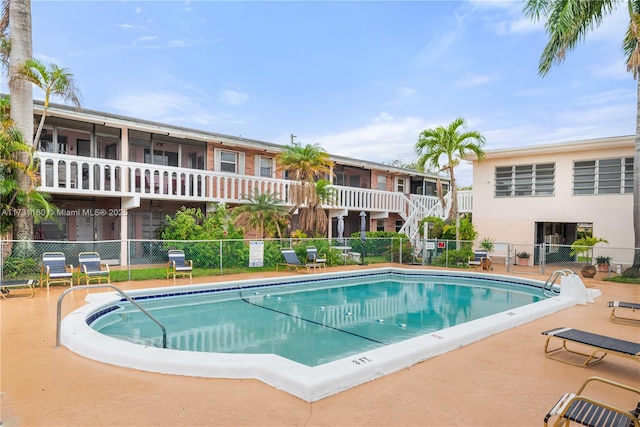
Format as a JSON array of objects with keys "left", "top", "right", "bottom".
[{"left": 604, "top": 276, "right": 640, "bottom": 285}]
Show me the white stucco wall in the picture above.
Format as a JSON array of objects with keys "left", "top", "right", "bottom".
[{"left": 469, "top": 136, "right": 635, "bottom": 249}]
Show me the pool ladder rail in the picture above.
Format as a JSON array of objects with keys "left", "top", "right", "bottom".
[
  {"left": 542, "top": 269, "right": 576, "bottom": 297},
  {"left": 55, "top": 284, "right": 167, "bottom": 349}
]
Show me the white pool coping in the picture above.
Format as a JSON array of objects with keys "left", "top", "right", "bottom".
[{"left": 60, "top": 267, "right": 601, "bottom": 402}]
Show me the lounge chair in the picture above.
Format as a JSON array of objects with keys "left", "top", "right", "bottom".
[
  {"left": 78, "top": 252, "right": 111, "bottom": 285},
  {"left": 544, "top": 376, "right": 640, "bottom": 427},
  {"left": 468, "top": 250, "right": 491, "bottom": 271},
  {"left": 306, "top": 246, "right": 327, "bottom": 269},
  {"left": 0, "top": 279, "right": 36, "bottom": 299},
  {"left": 542, "top": 327, "right": 640, "bottom": 367},
  {"left": 166, "top": 249, "right": 193, "bottom": 284},
  {"left": 277, "top": 248, "right": 304, "bottom": 271},
  {"left": 277, "top": 248, "right": 320, "bottom": 272},
  {"left": 40, "top": 252, "right": 74, "bottom": 291},
  {"left": 608, "top": 301, "right": 640, "bottom": 326}
]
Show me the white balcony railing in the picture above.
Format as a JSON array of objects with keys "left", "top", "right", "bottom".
[{"left": 35, "top": 152, "right": 471, "bottom": 220}]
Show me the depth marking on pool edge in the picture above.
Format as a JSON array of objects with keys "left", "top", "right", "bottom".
[{"left": 238, "top": 293, "right": 385, "bottom": 344}]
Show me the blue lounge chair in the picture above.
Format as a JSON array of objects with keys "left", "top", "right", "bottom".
[
  {"left": 608, "top": 301, "right": 640, "bottom": 326},
  {"left": 542, "top": 327, "right": 640, "bottom": 367},
  {"left": 0, "top": 279, "right": 36, "bottom": 299},
  {"left": 306, "top": 246, "right": 326, "bottom": 269},
  {"left": 78, "top": 252, "right": 111, "bottom": 285},
  {"left": 166, "top": 250, "right": 193, "bottom": 284},
  {"left": 41, "top": 252, "right": 74, "bottom": 291},
  {"left": 468, "top": 250, "right": 491, "bottom": 270},
  {"left": 544, "top": 376, "right": 640, "bottom": 427},
  {"left": 277, "top": 248, "right": 304, "bottom": 271}
]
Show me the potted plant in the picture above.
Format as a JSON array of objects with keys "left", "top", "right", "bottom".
[
  {"left": 570, "top": 236, "right": 608, "bottom": 278},
  {"left": 595, "top": 256, "right": 612, "bottom": 273},
  {"left": 516, "top": 251, "right": 530, "bottom": 266},
  {"left": 479, "top": 237, "right": 495, "bottom": 253}
]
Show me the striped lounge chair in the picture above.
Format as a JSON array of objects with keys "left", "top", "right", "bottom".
[
  {"left": 78, "top": 252, "right": 111, "bottom": 285},
  {"left": 608, "top": 301, "right": 640, "bottom": 326},
  {"left": 542, "top": 327, "right": 640, "bottom": 367},
  {"left": 544, "top": 376, "right": 639, "bottom": 427},
  {"left": 40, "top": 252, "right": 74, "bottom": 291}
]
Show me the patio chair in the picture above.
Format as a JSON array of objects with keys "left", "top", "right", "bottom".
[
  {"left": 166, "top": 250, "right": 193, "bottom": 284},
  {"left": 40, "top": 252, "right": 74, "bottom": 291},
  {"left": 306, "top": 246, "right": 327, "bottom": 270},
  {"left": 542, "top": 327, "right": 640, "bottom": 367},
  {"left": 277, "top": 248, "right": 304, "bottom": 272},
  {"left": 0, "top": 279, "right": 36, "bottom": 299},
  {"left": 78, "top": 252, "right": 111, "bottom": 285},
  {"left": 468, "top": 250, "right": 491, "bottom": 271},
  {"left": 608, "top": 301, "right": 640, "bottom": 326},
  {"left": 544, "top": 376, "right": 640, "bottom": 427}
]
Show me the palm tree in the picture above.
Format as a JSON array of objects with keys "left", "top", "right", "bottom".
[
  {"left": 415, "top": 117, "right": 486, "bottom": 222},
  {"left": 232, "top": 191, "right": 290, "bottom": 239},
  {"left": 297, "top": 179, "right": 337, "bottom": 236},
  {"left": 4, "top": 0, "right": 34, "bottom": 242},
  {"left": 276, "top": 142, "right": 335, "bottom": 235},
  {"left": 16, "top": 58, "right": 81, "bottom": 148},
  {"left": 0, "top": 100, "right": 55, "bottom": 234},
  {"left": 277, "top": 142, "right": 333, "bottom": 183},
  {"left": 524, "top": 0, "right": 640, "bottom": 276}
]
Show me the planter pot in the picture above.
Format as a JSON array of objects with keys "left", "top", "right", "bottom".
[
  {"left": 581, "top": 265, "right": 597, "bottom": 278},
  {"left": 597, "top": 264, "right": 610, "bottom": 273},
  {"left": 517, "top": 258, "right": 529, "bottom": 266}
]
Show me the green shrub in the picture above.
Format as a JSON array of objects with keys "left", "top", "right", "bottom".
[{"left": 2, "top": 256, "right": 39, "bottom": 279}]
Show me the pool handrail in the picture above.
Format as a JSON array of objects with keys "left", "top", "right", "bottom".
[
  {"left": 56, "top": 284, "right": 167, "bottom": 349},
  {"left": 542, "top": 269, "right": 576, "bottom": 297}
]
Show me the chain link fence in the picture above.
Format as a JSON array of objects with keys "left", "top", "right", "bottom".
[{"left": 1, "top": 236, "right": 637, "bottom": 283}]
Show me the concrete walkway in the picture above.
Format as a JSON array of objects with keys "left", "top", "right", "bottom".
[{"left": 1, "top": 264, "right": 638, "bottom": 426}]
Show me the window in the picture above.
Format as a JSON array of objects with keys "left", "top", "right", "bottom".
[
  {"left": 144, "top": 149, "right": 178, "bottom": 166},
  {"left": 214, "top": 148, "right": 244, "bottom": 174},
  {"left": 495, "top": 163, "right": 555, "bottom": 197},
  {"left": 376, "top": 219, "right": 385, "bottom": 231},
  {"left": 395, "top": 177, "right": 406, "bottom": 193},
  {"left": 377, "top": 175, "right": 387, "bottom": 191},
  {"left": 220, "top": 151, "right": 237, "bottom": 173},
  {"left": 573, "top": 157, "right": 634, "bottom": 195},
  {"left": 257, "top": 156, "right": 273, "bottom": 177}
]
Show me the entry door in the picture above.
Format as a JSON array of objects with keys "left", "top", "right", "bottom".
[{"left": 76, "top": 216, "right": 95, "bottom": 241}]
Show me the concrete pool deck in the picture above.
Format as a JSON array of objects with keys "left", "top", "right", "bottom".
[{"left": 1, "top": 263, "right": 639, "bottom": 426}]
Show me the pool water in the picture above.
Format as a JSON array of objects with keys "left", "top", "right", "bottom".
[{"left": 90, "top": 274, "right": 543, "bottom": 366}]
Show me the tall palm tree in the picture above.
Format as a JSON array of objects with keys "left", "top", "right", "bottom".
[
  {"left": 276, "top": 142, "right": 335, "bottom": 235},
  {"left": 297, "top": 179, "right": 337, "bottom": 236},
  {"left": 16, "top": 58, "right": 81, "bottom": 148},
  {"left": 415, "top": 117, "right": 486, "bottom": 222},
  {"left": 524, "top": 0, "right": 640, "bottom": 275},
  {"left": 5, "top": 0, "right": 34, "bottom": 242},
  {"left": 232, "top": 191, "right": 290, "bottom": 239},
  {"left": 277, "top": 142, "right": 333, "bottom": 183}
]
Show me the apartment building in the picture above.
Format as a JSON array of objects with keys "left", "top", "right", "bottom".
[
  {"left": 32, "top": 101, "right": 459, "bottom": 244},
  {"left": 464, "top": 136, "right": 635, "bottom": 260}
]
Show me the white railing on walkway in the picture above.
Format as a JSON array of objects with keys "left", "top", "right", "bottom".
[{"left": 35, "top": 152, "right": 472, "bottom": 220}]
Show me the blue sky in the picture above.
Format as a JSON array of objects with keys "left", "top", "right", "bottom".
[{"left": 18, "top": 1, "right": 638, "bottom": 185}]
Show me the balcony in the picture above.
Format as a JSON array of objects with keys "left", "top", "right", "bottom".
[{"left": 36, "top": 152, "right": 471, "bottom": 221}]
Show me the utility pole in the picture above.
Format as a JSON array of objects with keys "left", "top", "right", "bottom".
[{"left": 290, "top": 134, "right": 296, "bottom": 144}]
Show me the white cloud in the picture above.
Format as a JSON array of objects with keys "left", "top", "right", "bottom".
[
  {"left": 106, "top": 90, "right": 246, "bottom": 128},
  {"left": 219, "top": 90, "right": 249, "bottom": 106},
  {"left": 310, "top": 112, "right": 427, "bottom": 165},
  {"left": 415, "top": 13, "right": 466, "bottom": 67},
  {"left": 456, "top": 74, "right": 495, "bottom": 88}
]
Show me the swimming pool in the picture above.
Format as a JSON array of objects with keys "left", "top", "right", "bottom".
[{"left": 61, "top": 267, "right": 598, "bottom": 402}]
